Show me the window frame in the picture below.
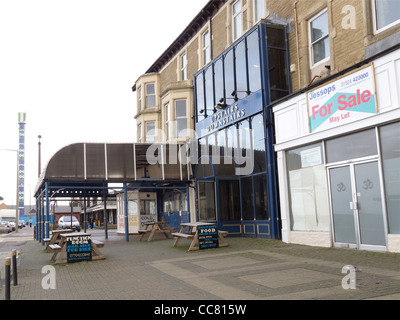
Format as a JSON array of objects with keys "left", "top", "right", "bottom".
[
  {"left": 145, "top": 121, "right": 156, "bottom": 143},
  {"left": 232, "top": 0, "right": 243, "bottom": 41},
  {"left": 254, "top": 0, "right": 265, "bottom": 23},
  {"left": 203, "top": 29, "right": 211, "bottom": 66},
  {"left": 137, "top": 86, "right": 142, "bottom": 112},
  {"left": 180, "top": 52, "right": 187, "bottom": 81},
  {"left": 175, "top": 99, "right": 187, "bottom": 138},
  {"left": 138, "top": 123, "right": 142, "bottom": 143},
  {"left": 145, "top": 82, "right": 156, "bottom": 108},
  {"left": 371, "top": 0, "right": 400, "bottom": 34},
  {"left": 308, "top": 9, "right": 330, "bottom": 67},
  {"left": 165, "top": 102, "right": 170, "bottom": 141}
]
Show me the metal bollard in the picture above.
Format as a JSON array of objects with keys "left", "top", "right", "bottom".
[
  {"left": 12, "top": 249, "right": 18, "bottom": 286},
  {"left": 5, "top": 258, "right": 11, "bottom": 300}
]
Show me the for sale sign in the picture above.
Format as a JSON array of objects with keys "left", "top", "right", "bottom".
[
  {"left": 67, "top": 235, "right": 92, "bottom": 263},
  {"left": 307, "top": 64, "right": 377, "bottom": 133}
]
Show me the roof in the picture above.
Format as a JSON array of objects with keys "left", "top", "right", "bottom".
[
  {"left": 34, "top": 142, "right": 190, "bottom": 197},
  {"left": 132, "top": 0, "right": 228, "bottom": 91}
]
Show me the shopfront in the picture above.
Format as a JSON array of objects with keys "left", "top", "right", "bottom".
[
  {"left": 193, "top": 23, "right": 290, "bottom": 239},
  {"left": 274, "top": 47, "right": 400, "bottom": 252}
]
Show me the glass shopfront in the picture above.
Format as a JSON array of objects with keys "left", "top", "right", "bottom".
[
  {"left": 286, "top": 122, "right": 400, "bottom": 251},
  {"left": 194, "top": 23, "right": 290, "bottom": 238}
]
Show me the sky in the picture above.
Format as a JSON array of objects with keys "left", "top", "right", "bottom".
[{"left": 0, "top": 0, "right": 209, "bottom": 208}]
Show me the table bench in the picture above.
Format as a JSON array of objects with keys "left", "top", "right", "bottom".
[
  {"left": 172, "top": 222, "right": 229, "bottom": 251},
  {"left": 139, "top": 221, "right": 176, "bottom": 242}
]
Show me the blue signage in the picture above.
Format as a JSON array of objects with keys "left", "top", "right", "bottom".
[
  {"left": 198, "top": 224, "right": 219, "bottom": 250},
  {"left": 196, "top": 91, "right": 263, "bottom": 138},
  {"left": 18, "top": 113, "right": 26, "bottom": 218}
]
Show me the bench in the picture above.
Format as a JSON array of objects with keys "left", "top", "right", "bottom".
[
  {"left": 171, "top": 232, "right": 195, "bottom": 239},
  {"left": 49, "top": 244, "right": 62, "bottom": 262},
  {"left": 91, "top": 240, "right": 105, "bottom": 248}
]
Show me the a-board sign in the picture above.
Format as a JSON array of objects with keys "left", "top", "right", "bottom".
[
  {"left": 198, "top": 224, "right": 219, "bottom": 250},
  {"left": 67, "top": 235, "right": 92, "bottom": 263}
]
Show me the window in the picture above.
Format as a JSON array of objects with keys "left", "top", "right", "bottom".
[
  {"left": 254, "top": 0, "right": 265, "bottom": 22},
  {"left": 203, "top": 30, "right": 211, "bottom": 65},
  {"left": 138, "top": 123, "right": 142, "bottom": 143},
  {"left": 287, "top": 143, "right": 330, "bottom": 232},
  {"left": 165, "top": 103, "right": 170, "bottom": 141},
  {"left": 373, "top": 0, "right": 400, "bottom": 32},
  {"left": 138, "top": 87, "right": 142, "bottom": 112},
  {"left": 175, "top": 99, "right": 187, "bottom": 138},
  {"left": 145, "top": 83, "right": 156, "bottom": 108},
  {"left": 309, "top": 9, "right": 330, "bottom": 66},
  {"left": 180, "top": 53, "right": 187, "bottom": 80},
  {"left": 233, "top": 0, "right": 243, "bottom": 41},
  {"left": 145, "top": 121, "right": 156, "bottom": 143},
  {"left": 379, "top": 122, "right": 400, "bottom": 234}
]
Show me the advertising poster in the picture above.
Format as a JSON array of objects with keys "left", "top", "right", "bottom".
[
  {"left": 198, "top": 224, "right": 219, "bottom": 250},
  {"left": 307, "top": 64, "right": 377, "bottom": 133},
  {"left": 67, "top": 235, "right": 92, "bottom": 263}
]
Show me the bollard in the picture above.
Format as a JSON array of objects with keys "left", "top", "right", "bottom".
[
  {"left": 5, "top": 258, "right": 11, "bottom": 300},
  {"left": 12, "top": 249, "right": 18, "bottom": 286}
]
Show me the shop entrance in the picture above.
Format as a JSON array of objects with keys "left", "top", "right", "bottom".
[{"left": 328, "top": 160, "right": 387, "bottom": 251}]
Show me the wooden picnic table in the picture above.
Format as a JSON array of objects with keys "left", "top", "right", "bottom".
[
  {"left": 44, "top": 229, "right": 74, "bottom": 252},
  {"left": 139, "top": 221, "right": 177, "bottom": 242},
  {"left": 49, "top": 232, "right": 105, "bottom": 264},
  {"left": 171, "top": 222, "right": 229, "bottom": 251}
]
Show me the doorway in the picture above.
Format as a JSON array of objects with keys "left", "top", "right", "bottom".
[{"left": 328, "top": 161, "right": 387, "bottom": 251}]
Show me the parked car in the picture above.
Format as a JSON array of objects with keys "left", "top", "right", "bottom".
[
  {"left": 8, "top": 221, "right": 16, "bottom": 231},
  {"left": 18, "top": 220, "right": 26, "bottom": 228},
  {"left": 58, "top": 216, "right": 80, "bottom": 231},
  {"left": 0, "top": 221, "right": 12, "bottom": 233}
]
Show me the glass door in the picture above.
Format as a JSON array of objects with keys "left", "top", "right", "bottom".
[{"left": 329, "top": 161, "right": 387, "bottom": 251}]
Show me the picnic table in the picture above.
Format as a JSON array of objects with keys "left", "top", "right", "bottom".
[
  {"left": 139, "top": 221, "right": 177, "bottom": 242},
  {"left": 44, "top": 229, "right": 74, "bottom": 252},
  {"left": 171, "top": 222, "right": 229, "bottom": 251},
  {"left": 48, "top": 232, "right": 105, "bottom": 264}
]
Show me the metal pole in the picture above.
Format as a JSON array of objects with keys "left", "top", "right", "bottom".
[
  {"left": 12, "top": 249, "right": 17, "bottom": 286},
  {"left": 124, "top": 184, "right": 129, "bottom": 243},
  {"left": 103, "top": 188, "right": 108, "bottom": 240},
  {"left": 83, "top": 197, "right": 87, "bottom": 233},
  {"left": 45, "top": 182, "right": 50, "bottom": 240},
  {"left": 5, "top": 258, "right": 11, "bottom": 300}
]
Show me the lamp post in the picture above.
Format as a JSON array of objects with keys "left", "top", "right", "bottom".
[{"left": 0, "top": 149, "right": 19, "bottom": 233}]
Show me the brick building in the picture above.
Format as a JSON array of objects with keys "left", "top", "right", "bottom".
[{"left": 131, "top": 0, "right": 399, "bottom": 250}]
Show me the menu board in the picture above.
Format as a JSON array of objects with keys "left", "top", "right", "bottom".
[
  {"left": 67, "top": 235, "right": 92, "bottom": 263},
  {"left": 198, "top": 225, "right": 219, "bottom": 250}
]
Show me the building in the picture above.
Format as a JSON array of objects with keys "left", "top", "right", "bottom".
[{"left": 131, "top": 0, "right": 399, "bottom": 251}]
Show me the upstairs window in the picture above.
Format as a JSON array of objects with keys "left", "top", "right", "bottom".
[
  {"left": 309, "top": 9, "right": 330, "bottom": 66},
  {"left": 145, "top": 121, "right": 156, "bottom": 143},
  {"left": 180, "top": 53, "right": 187, "bottom": 81},
  {"left": 145, "top": 83, "right": 156, "bottom": 108},
  {"left": 233, "top": 0, "right": 243, "bottom": 41},
  {"left": 165, "top": 103, "right": 170, "bottom": 141},
  {"left": 175, "top": 99, "right": 187, "bottom": 138},
  {"left": 254, "top": 0, "right": 265, "bottom": 22},
  {"left": 203, "top": 30, "right": 211, "bottom": 66},
  {"left": 372, "top": 0, "right": 400, "bottom": 32},
  {"left": 137, "top": 86, "right": 142, "bottom": 112}
]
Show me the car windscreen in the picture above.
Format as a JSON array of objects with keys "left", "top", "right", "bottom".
[{"left": 63, "top": 216, "right": 78, "bottom": 222}]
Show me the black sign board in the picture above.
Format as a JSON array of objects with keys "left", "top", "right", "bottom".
[
  {"left": 198, "top": 224, "right": 219, "bottom": 250},
  {"left": 66, "top": 235, "right": 92, "bottom": 263}
]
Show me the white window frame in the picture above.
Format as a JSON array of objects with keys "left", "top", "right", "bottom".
[
  {"left": 145, "top": 121, "right": 156, "bottom": 143},
  {"left": 138, "top": 123, "right": 142, "bottom": 143},
  {"left": 308, "top": 9, "right": 330, "bottom": 67},
  {"left": 371, "top": 0, "right": 400, "bottom": 34},
  {"left": 138, "top": 86, "right": 142, "bottom": 112},
  {"left": 254, "top": 0, "right": 265, "bottom": 23},
  {"left": 180, "top": 53, "right": 187, "bottom": 81},
  {"left": 145, "top": 83, "right": 156, "bottom": 108},
  {"left": 165, "top": 103, "right": 170, "bottom": 141},
  {"left": 232, "top": 0, "right": 243, "bottom": 41},
  {"left": 203, "top": 29, "right": 211, "bottom": 66},
  {"left": 175, "top": 99, "right": 187, "bottom": 138}
]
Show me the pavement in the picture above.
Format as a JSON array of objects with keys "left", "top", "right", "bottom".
[{"left": 0, "top": 226, "right": 399, "bottom": 302}]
